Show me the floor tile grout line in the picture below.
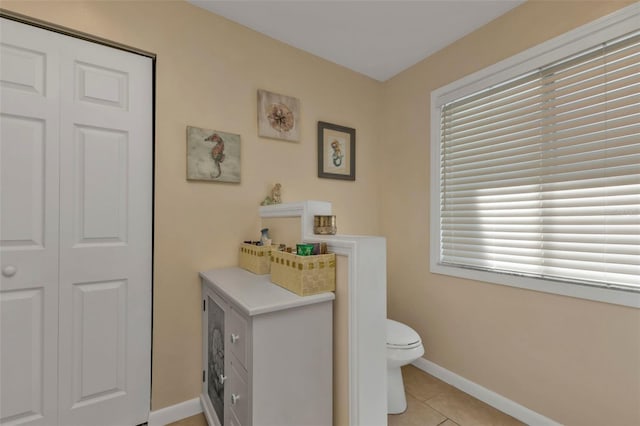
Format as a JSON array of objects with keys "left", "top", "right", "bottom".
[
  {"left": 405, "top": 368, "right": 513, "bottom": 426},
  {"left": 406, "top": 382, "right": 458, "bottom": 422},
  {"left": 423, "top": 398, "right": 457, "bottom": 425},
  {"left": 404, "top": 390, "right": 452, "bottom": 424}
]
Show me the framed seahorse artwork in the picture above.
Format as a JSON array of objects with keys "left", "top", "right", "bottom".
[
  {"left": 317, "top": 121, "right": 356, "bottom": 181},
  {"left": 257, "top": 89, "right": 300, "bottom": 142},
  {"left": 186, "top": 126, "right": 241, "bottom": 183}
]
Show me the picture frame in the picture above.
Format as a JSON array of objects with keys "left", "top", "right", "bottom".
[
  {"left": 257, "top": 89, "right": 300, "bottom": 142},
  {"left": 186, "top": 125, "right": 241, "bottom": 183},
  {"left": 317, "top": 121, "right": 356, "bottom": 180}
]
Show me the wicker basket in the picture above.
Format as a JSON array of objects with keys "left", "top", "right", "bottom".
[
  {"left": 239, "top": 243, "right": 274, "bottom": 275},
  {"left": 270, "top": 250, "right": 336, "bottom": 296}
]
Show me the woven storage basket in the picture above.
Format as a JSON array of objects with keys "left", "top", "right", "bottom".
[
  {"left": 239, "top": 243, "right": 273, "bottom": 275},
  {"left": 270, "top": 250, "right": 336, "bottom": 296}
]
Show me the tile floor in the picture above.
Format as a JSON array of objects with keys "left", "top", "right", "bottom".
[
  {"left": 168, "top": 365, "right": 524, "bottom": 426},
  {"left": 389, "top": 365, "right": 524, "bottom": 426},
  {"left": 167, "top": 413, "right": 207, "bottom": 426}
]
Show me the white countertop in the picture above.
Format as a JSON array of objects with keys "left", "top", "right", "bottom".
[{"left": 200, "top": 267, "right": 335, "bottom": 316}]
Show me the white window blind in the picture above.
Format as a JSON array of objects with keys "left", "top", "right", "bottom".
[{"left": 439, "top": 30, "right": 640, "bottom": 292}]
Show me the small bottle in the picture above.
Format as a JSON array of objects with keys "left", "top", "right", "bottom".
[{"left": 260, "top": 228, "right": 270, "bottom": 246}]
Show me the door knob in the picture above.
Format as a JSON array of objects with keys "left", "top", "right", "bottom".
[
  {"left": 231, "top": 393, "right": 240, "bottom": 405},
  {"left": 2, "top": 265, "right": 17, "bottom": 277},
  {"left": 230, "top": 333, "right": 240, "bottom": 343},
  {"left": 218, "top": 374, "right": 227, "bottom": 385}
]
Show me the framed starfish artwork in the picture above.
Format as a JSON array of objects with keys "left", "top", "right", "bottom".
[{"left": 257, "top": 89, "right": 300, "bottom": 142}]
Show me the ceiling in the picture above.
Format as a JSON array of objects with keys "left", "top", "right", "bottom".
[{"left": 187, "top": 0, "right": 525, "bottom": 82}]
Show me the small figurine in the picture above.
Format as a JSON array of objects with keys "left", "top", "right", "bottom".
[
  {"left": 260, "top": 183, "right": 282, "bottom": 206},
  {"left": 271, "top": 183, "right": 282, "bottom": 204}
]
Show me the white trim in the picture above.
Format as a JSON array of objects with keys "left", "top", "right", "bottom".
[
  {"left": 431, "top": 264, "right": 640, "bottom": 308},
  {"left": 305, "top": 235, "right": 388, "bottom": 426},
  {"left": 412, "top": 358, "right": 561, "bottom": 426},
  {"left": 430, "top": 3, "right": 640, "bottom": 308},
  {"left": 147, "top": 398, "right": 203, "bottom": 426}
]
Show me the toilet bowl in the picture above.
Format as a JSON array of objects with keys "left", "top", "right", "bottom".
[{"left": 386, "top": 319, "right": 424, "bottom": 414}]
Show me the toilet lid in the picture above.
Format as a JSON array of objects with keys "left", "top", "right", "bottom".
[{"left": 386, "top": 319, "right": 421, "bottom": 348}]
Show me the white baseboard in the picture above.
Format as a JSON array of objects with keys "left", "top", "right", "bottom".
[
  {"left": 412, "top": 358, "right": 560, "bottom": 426},
  {"left": 147, "top": 397, "right": 203, "bottom": 426},
  {"left": 147, "top": 359, "right": 557, "bottom": 426}
]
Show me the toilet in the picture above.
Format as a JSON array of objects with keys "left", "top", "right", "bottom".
[{"left": 386, "top": 318, "right": 424, "bottom": 414}]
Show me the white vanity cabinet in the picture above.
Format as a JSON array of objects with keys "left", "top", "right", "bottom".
[{"left": 201, "top": 267, "right": 334, "bottom": 426}]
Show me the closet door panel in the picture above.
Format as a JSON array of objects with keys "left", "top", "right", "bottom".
[
  {"left": 73, "top": 125, "right": 128, "bottom": 245},
  {"left": 0, "top": 289, "right": 44, "bottom": 425},
  {"left": 1, "top": 115, "right": 46, "bottom": 248},
  {"left": 70, "top": 280, "right": 127, "bottom": 404},
  {"left": 57, "top": 34, "right": 152, "bottom": 426},
  {"left": 0, "top": 18, "right": 60, "bottom": 426}
]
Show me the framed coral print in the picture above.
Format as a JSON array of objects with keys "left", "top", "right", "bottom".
[
  {"left": 317, "top": 121, "right": 355, "bottom": 181},
  {"left": 257, "top": 89, "right": 301, "bottom": 142},
  {"left": 187, "top": 126, "right": 241, "bottom": 183}
]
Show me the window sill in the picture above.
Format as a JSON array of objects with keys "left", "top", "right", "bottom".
[{"left": 430, "top": 261, "right": 640, "bottom": 308}]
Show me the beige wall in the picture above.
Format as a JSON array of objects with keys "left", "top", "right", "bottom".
[
  {"left": 3, "top": 1, "right": 639, "bottom": 424},
  {"left": 380, "top": 2, "right": 640, "bottom": 426},
  {"left": 1, "top": 0, "right": 383, "bottom": 410}
]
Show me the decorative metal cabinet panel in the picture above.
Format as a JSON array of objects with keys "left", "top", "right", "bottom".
[
  {"left": 204, "top": 289, "right": 227, "bottom": 425},
  {"left": 201, "top": 267, "right": 334, "bottom": 426}
]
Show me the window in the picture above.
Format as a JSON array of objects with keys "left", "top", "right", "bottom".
[{"left": 430, "top": 4, "right": 640, "bottom": 307}]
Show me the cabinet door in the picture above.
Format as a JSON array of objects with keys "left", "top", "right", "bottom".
[{"left": 203, "top": 288, "right": 227, "bottom": 426}]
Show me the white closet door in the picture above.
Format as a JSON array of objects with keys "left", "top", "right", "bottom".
[
  {"left": 0, "top": 18, "right": 152, "bottom": 426},
  {"left": 57, "top": 32, "right": 152, "bottom": 426},
  {"left": 0, "top": 18, "right": 60, "bottom": 426}
]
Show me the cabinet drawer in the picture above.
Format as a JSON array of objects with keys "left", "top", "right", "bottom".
[
  {"left": 228, "top": 307, "right": 249, "bottom": 367},
  {"left": 228, "top": 360, "right": 249, "bottom": 426}
]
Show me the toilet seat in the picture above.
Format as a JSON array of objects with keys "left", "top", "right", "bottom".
[{"left": 386, "top": 319, "right": 421, "bottom": 349}]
